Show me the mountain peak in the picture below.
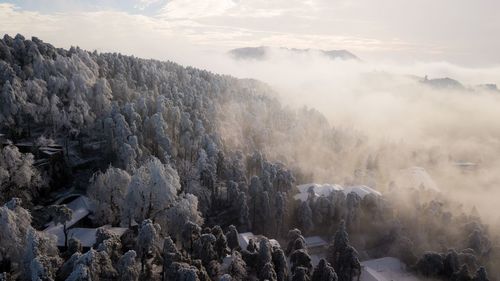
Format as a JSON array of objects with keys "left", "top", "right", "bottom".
[{"left": 228, "top": 46, "right": 359, "bottom": 61}]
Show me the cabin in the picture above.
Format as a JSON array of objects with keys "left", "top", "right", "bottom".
[
  {"left": 43, "top": 195, "right": 128, "bottom": 249},
  {"left": 237, "top": 232, "right": 280, "bottom": 250},
  {"left": 304, "top": 236, "right": 328, "bottom": 254},
  {"left": 304, "top": 236, "right": 329, "bottom": 267},
  {"left": 360, "top": 257, "right": 419, "bottom": 281}
]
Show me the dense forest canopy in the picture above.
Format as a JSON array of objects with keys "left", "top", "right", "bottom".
[{"left": 0, "top": 34, "right": 496, "bottom": 281}]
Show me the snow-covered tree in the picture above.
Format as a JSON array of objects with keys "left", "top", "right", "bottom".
[
  {"left": 123, "top": 157, "right": 180, "bottom": 226},
  {"left": 228, "top": 251, "right": 247, "bottom": 281},
  {"left": 297, "top": 201, "right": 313, "bottom": 235},
  {"left": 65, "top": 264, "right": 91, "bottom": 281},
  {"left": 88, "top": 166, "right": 131, "bottom": 225},
  {"left": 136, "top": 219, "right": 161, "bottom": 272},
  {"left": 260, "top": 262, "right": 277, "bottom": 281},
  {"left": 290, "top": 249, "right": 312, "bottom": 275},
  {"left": 312, "top": 259, "right": 338, "bottom": 281},
  {"left": 47, "top": 204, "right": 72, "bottom": 248},
  {"left": 272, "top": 247, "right": 288, "bottom": 281},
  {"left": 0, "top": 198, "right": 32, "bottom": 265},
  {"left": 292, "top": 267, "right": 310, "bottom": 281},
  {"left": 117, "top": 250, "right": 140, "bottom": 281},
  {"left": 158, "top": 193, "right": 203, "bottom": 240},
  {"left": 23, "top": 228, "right": 61, "bottom": 281},
  {"left": 0, "top": 145, "right": 41, "bottom": 203},
  {"left": 181, "top": 221, "right": 202, "bottom": 256}
]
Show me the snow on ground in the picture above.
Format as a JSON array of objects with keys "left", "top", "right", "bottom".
[
  {"left": 294, "top": 183, "right": 381, "bottom": 202},
  {"left": 360, "top": 257, "right": 420, "bottom": 281}
]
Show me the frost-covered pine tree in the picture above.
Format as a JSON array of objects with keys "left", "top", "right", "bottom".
[
  {"left": 297, "top": 201, "right": 313, "bottom": 235},
  {"left": 136, "top": 219, "right": 161, "bottom": 272},
  {"left": 311, "top": 259, "right": 338, "bottom": 281},
  {"left": 117, "top": 250, "right": 140, "bottom": 281}
]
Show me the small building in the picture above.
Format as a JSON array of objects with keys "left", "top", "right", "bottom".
[
  {"left": 63, "top": 226, "right": 128, "bottom": 248},
  {"left": 294, "top": 183, "right": 381, "bottom": 202},
  {"left": 304, "top": 236, "right": 329, "bottom": 267},
  {"left": 360, "top": 257, "right": 419, "bottom": 281},
  {"left": 238, "top": 232, "right": 280, "bottom": 250},
  {"left": 44, "top": 196, "right": 92, "bottom": 232},
  {"left": 343, "top": 185, "right": 382, "bottom": 198},
  {"left": 44, "top": 195, "right": 127, "bottom": 248},
  {"left": 304, "top": 236, "right": 328, "bottom": 254}
]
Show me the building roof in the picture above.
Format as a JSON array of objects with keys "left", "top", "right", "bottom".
[
  {"left": 47, "top": 225, "right": 128, "bottom": 247},
  {"left": 238, "top": 232, "right": 280, "bottom": 250},
  {"left": 310, "top": 253, "right": 327, "bottom": 267},
  {"left": 294, "top": 183, "right": 381, "bottom": 202},
  {"left": 304, "top": 236, "right": 328, "bottom": 248},
  {"left": 344, "top": 185, "right": 382, "bottom": 198},
  {"left": 44, "top": 196, "right": 92, "bottom": 232},
  {"left": 360, "top": 257, "right": 420, "bottom": 281},
  {"left": 393, "top": 167, "right": 440, "bottom": 192}
]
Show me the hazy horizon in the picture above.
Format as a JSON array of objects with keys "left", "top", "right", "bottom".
[{"left": 1, "top": 0, "right": 500, "bottom": 68}]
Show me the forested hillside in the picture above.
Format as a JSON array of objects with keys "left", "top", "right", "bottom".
[{"left": 0, "top": 34, "right": 495, "bottom": 281}]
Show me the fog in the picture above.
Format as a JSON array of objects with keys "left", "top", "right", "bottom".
[{"left": 184, "top": 48, "right": 500, "bottom": 224}]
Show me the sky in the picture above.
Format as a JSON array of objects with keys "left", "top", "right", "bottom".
[{"left": 1, "top": 0, "right": 500, "bottom": 67}]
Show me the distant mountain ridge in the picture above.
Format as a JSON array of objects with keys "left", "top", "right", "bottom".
[{"left": 228, "top": 46, "right": 359, "bottom": 61}]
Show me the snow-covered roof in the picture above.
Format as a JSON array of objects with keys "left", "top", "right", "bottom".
[
  {"left": 238, "top": 232, "right": 280, "bottom": 250},
  {"left": 44, "top": 196, "right": 92, "bottom": 234},
  {"left": 344, "top": 185, "right": 382, "bottom": 198},
  {"left": 360, "top": 257, "right": 420, "bottom": 281},
  {"left": 238, "top": 232, "right": 254, "bottom": 249},
  {"left": 310, "top": 253, "right": 327, "bottom": 267},
  {"left": 49, "top": 225, "right": 128, "bottom": 247},
  {"left": 294, "top": 183, "right": 381, "bottom": 202},
  {"left": 304, "top": 236, "right": 328, "bottom": 248},
  {"left": 39, "top": 146, "right": 63, "bottom": 156},
  {"left": 393, "top": 167, "right": 440, "bottom": 192},
  {"left": 296, "top": 184, "right": 343, "bottom": 195}
]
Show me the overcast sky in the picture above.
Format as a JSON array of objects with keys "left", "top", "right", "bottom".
[{"left": 1, "top": 0, "right": 499, "bottom": 67}]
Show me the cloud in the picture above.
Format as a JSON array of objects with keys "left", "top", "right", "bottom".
[
  {"left": 134, "top": 0, "right": 162, "bottom": 10},
  {"left": 158, "top": 0, "right": 236, "bottom": 19}
]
